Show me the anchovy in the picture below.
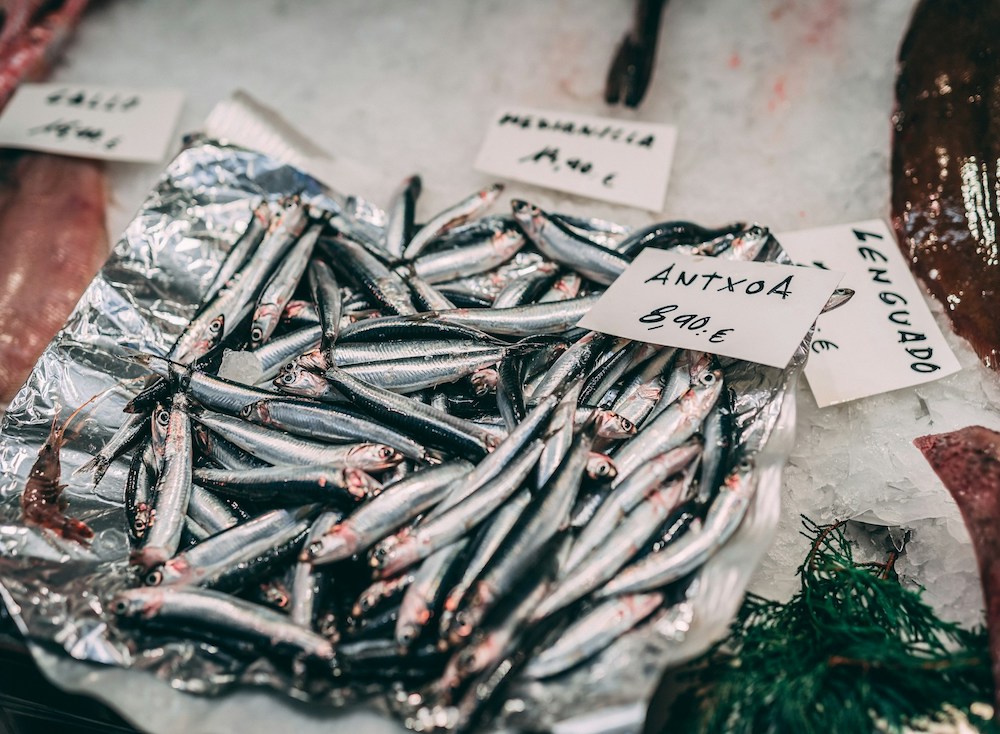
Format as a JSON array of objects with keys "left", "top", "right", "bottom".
[
  {"left": 187, "top": 484, "right": 242, "bottom": 535},
  {"left": 290, "top": 510, "right": 341, "bottom": 629},
  {"left": 147, "top": 505, "right": 315, "bottom": 589},
  {"left": 192, "top": 409, "right": 403, "bottom": 470},
  {"left": 383, "top": 175, "right": 421, "bottom": 259},
  {"left": 250, "top": 222, "right": 322, "bottom": 348},
  {"left": 340, "top": 350, "right": 509, "bottom": 394},
  {"left": 437, "top": 488, "right": 532, "bottom": 642},
  {"left": 538, "top": 270, "right": 583, "bottom": 303},
  {"left": 194, "top": 464, "right": 379, "bottom": 503},
  {"left": 512, "top": 200, "right": 630, "bottom": 285},
  {"left": 307, "top": 258, "right": 343, "bottom": 348},
  {"left": 133, "top": 393, "right": 193, "bottom": 569},
  {"left": 611, "top": 347, "right": 677, "bottom": 426},
  {"left": 203, "top": 201, "right": 272, "bottom": 303},
  {"left": 171, "top": 197, "right": 308, "bottom": 364},
  {"left": 532, "top": 478, "right": 691, "bottom": 620},
  {"left": 242, "top": 399, "right": 429, "bottom": 461},
  {"left": 395, "top": 540, "right": 467, "bottom": 649},
  {"left": 491, "top": 264, "right": 559, "bottom": 309},
  {"left": 352, "top": 572, "right": 415, "bottom": 618},
  {"left": 372, "top": 441, "right": 542, "bottom": 577},
  {"left": 568, "top": 439, "right": 702, "bottom": 572},
  {"left": 323, "top": 366, "right": 498, "bottom": 459},
  {"left": 339, "top": 314, "right": 499, "bottom": 345},
  {"left": 427, "top": 395, "right": 558, "bottom": 519},
  {"left": 551, "top": 213, "right": 631, "bottom": 250},
  {"left": 456, "top": 423, "right": 596, "bottom": 639},
  {"left": 616, "top": 220, "right": 745, "bottom": 258},
  {"left": 525, "top": 592, "right": 663, "bottom": 679},
  {"left": 403, "top": 183, "right": 504, "bottom": 259},
  {"left": 530, "top": 332, "right": 614, "bottom": 405},
  {"left": 537, "top": 383, "right": 581, "bottom": 487},
  {"left": 324, "top": 234, "right": 417, "bottom": 315},
  {"left": 248, "top": 325, "right": 322, "bottom": 382},
  {"left": 420, "top": 295, "right": 601, "bottom": 337},
  {"left": 403, "top": 224, "right": 524, "bottom": 284},
  {"left": 306, "top": 460, "right": 473, "bottom": 565},
  {"left": 612, "top": 370, "right": 722, "bottom": 481},
  {"left": 112, "top": 586, "right": 335, "bottom": 660},
  {"left": 405, "top": 271, "right": 458, "bottom": 311},
  {"left": 598, "top": 460, "right": 755, "bottom": 597}
]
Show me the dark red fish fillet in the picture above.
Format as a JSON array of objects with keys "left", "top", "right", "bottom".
[
  {"left": 0, "top": 150, "right": 107, "bottom": 403},
  {"left": 891, "top": 0, "right": 1000, "bottom": 369},
  {"left": 914, "top": 426, "right": 1000, "bottom": 710}
]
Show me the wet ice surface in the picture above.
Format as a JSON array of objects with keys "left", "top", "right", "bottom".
[{"left": 45, "top": 0, "right": 992, "bottom": 720}]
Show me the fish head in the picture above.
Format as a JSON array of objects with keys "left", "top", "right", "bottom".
[
  {"left": 510, "top": 199, "right": 544, "bottom": 236},
  {"left": 110, "top": 590, "right": 163, "bottom": 619},
  {"left": 593, "top": 410, "right": 636, "bottom": 439},
  {"left": 130, "top": 502, "right": 154, "bottom": 538},
  {"left": 350, "top": 443, "right": 405, "bottom": 471},
  {"left": 151, "top": 403, "right": 171, "bottom": 441},
  {"left": 470, "top": 367, "right": 499, "bottom": 396},
  {"left": 249, "top": 306, "right": 281, "bottom": 348},
  {"left": 396, "top": 622, "right": 421, "bottom": 649},
  {"left": 147, "top": 557, "right": 192, "bottom": 587},
  {"left": 240, "top": 400, "right": 269, "bottom": 424},
  {"left": 586, "top": 452, "right": 618, "bottom": 481},
  {"left": 273, "top": 366, "right": 329, "bottom": 397},
  {"left": 306, "top": 523, "right": 357, "bottom": 565}
]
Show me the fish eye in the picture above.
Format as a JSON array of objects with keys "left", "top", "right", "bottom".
[
  {"left": 112, "top": 599, "right": 129, "bottom": 615},
  {"left": 379, "top": 447, "right": 394, "bottom": 459},
  {"left": 155, "top": 410, "right": 170, "bottom": 427},
  {"left": 620, "top": 418, "right": 634, "bottom": 431},
  {"left": 700, "top": 372, "right": 716, "bottom": 386},
  {"left": 208, "top": 319, "right": 222, "bottom": 334},
  {"left": 145, "top": 569, "right": 163, "bottom": 586},
  {"left": 239, "top": 404, "right": 253, "bottom": 418},
  {"left": 281, "top": 372, "right": 297, "bottom": 384},
  {"left": 250, "top": 327, "right": 264, "bottom": 343}
]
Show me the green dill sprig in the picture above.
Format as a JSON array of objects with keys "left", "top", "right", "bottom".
[{"left": 667, "top": 517, "right": 997, "bottom": 733}]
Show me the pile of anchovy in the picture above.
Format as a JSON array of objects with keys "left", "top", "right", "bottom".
[{"left": 86, "top": 177, "right": 774, "bottom": 731}]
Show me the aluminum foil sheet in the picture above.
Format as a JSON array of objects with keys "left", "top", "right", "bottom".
[{"left": 0, "top": 136, "right": 803, "bottom": 734}]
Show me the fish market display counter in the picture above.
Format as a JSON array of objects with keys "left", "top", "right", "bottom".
[{"left": 0, "top": 1, "right": 994, "bottom": 733}]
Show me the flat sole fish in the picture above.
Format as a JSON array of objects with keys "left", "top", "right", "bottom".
[
  {"left": 915, "top": 426, "right": 1000, "bottom": 712},
  {"left": 891, "top": 0, "right": 1000, "bottom": 369}
]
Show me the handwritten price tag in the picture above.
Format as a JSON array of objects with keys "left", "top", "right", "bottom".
[
  {"left": 0, "top": 83, "right": 184, "bottom": 163},
  {"left": 578, "top": 249, "right": 843, "bottom": 368},
  {"left": 777, "top": 220, "right": 961, "bottom": 407},
  {"left": 474, "top": 107, "right": 677, "bottom": 211}
]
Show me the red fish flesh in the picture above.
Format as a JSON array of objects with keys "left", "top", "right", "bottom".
[
  {"left": 914, "top": 426, "right": 1000, "bottom": 711},
  {"left": 0, "top": 151, "right": 107, "bottom": 403}
]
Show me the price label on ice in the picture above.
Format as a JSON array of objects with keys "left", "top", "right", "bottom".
[
  {"left": 578, "top": 249, "right": 844, "bottom": 368},
  {"left": 474, "top": 106, "right": 677, "bottom": 211},
  {"left": 0, "top": 83, "right": 184, "bottom": 162},
  {"left": 778, "top": 220, "right": 961, "bottom": 408}
]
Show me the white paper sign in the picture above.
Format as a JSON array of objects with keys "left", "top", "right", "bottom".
[
  {"left": 0, "top": 83, "right": 184, "bottom": 163},
  {"left": 777, "top": 220, "right": 961, "bottom": 407},
  {"left": 578, "top": 250, "right": 844, "bottom": 368},
  {"left": 474, "top": 106, "right": 677, "bottom": 211}
]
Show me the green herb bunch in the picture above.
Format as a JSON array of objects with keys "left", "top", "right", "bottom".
[{"left": 668, "top": 517, "right": 997, "bottom": 733}]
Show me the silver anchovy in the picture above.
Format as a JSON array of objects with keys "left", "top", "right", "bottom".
[
  {"left": 403, "top": 183, "right": 504, "bottom": 259},
  {"left": 598, "top": 459, "right": 755, "bottom": 597},
  {"left": 525, "top": 592, "right": 662, "bottom": 679},
  {"left": 112, "top": 586, "right": 335, "bottom": 660}
]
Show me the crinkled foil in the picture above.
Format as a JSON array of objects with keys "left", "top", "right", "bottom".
[{"left": 0, "top": 136, "right": 802, "bottom": 734}]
